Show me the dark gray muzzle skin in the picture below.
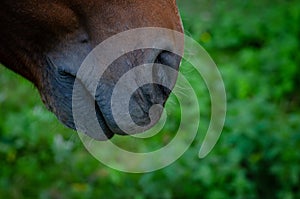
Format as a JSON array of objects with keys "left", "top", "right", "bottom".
[{"left": 47, "top": 45, "right": 181, "bottom": 139}]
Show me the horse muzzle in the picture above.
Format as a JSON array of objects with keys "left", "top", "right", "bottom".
[{"left": 90, "top": 49, "right": 182, "bottom": 138}]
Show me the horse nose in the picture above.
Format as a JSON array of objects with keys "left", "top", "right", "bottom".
[{"left": 95, "top": 49, "right": 182, "bottom": 136}]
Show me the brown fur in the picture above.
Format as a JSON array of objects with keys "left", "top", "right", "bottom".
[{"left": 0, "top": 0, "right": 183, "bottom": 138}]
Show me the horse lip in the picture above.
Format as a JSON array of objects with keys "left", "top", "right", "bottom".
[
  {"left": 94, "top": 98, "right": 129, "bottom": 136},
  {"left": 71, "top": 76, "right": 115, "bottom": 140},
  {"left": 83, "top": 89, "right": 116, "bottom": 140},
  {"left": 94, "top": 100, "right": 115, "bottom": 140}
]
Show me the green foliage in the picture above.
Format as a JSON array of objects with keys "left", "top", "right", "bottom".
[{"left": 1, "top": 0, "right": 300, "bottom": 198}]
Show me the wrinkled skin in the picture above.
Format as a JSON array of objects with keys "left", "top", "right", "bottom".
[{"left": 0, "top": 0, "right": 183, "bottom": 139}]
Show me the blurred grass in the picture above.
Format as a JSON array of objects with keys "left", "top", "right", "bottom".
[{"left": 1, "top": 0, "right": 300, "bottom": 198}]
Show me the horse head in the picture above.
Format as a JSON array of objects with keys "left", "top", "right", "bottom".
[{"left": 0, "top": 0, "right": 184, "bottom": 139}]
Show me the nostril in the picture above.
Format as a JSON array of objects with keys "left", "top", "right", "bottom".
[
  {"left": 129, "top": 84, "right": 171, "bottom": 127},
  {"left": 57, "top": 68, "right": 77, "bottom": 80},
  {"left": 155, "top": 50, "right": 181, "bottom": 70}
]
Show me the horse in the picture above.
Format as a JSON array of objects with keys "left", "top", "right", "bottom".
[{"left": 0, "top": 0, "right": 184, "bottom": 140}]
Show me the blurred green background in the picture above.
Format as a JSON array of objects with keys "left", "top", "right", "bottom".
[{"left": 1, "top": 0, "right": 300, "bottom": 198}]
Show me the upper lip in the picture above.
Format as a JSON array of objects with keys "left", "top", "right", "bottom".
[
  {"left": 94, "top": 100, "right": 115, "bottom": 139},
  {"left": 46, "top": 56, "right": 115, "bottom": 140},
  {"left": 77, "top": 77, "right": 115, "bottom": 140}
]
